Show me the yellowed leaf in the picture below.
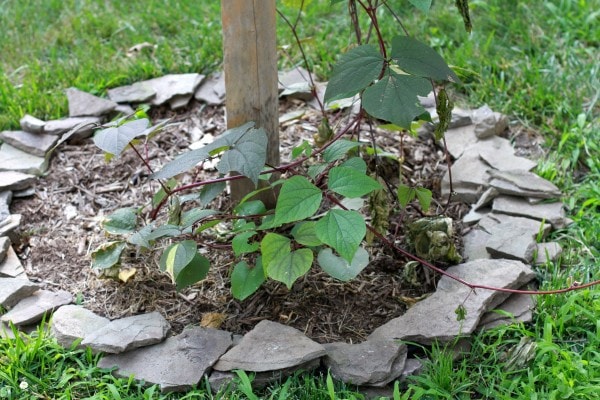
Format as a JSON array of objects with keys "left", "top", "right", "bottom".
[
  {"left": 118, "top": 268, "right": 137, "bottom": 283},
  {"left": 200, "top": 312, "right": 226, "bottom": 329}
]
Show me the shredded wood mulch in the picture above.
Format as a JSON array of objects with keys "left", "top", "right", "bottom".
[{"left": 12, "top": 99, "right": 469, "bottom": 344}]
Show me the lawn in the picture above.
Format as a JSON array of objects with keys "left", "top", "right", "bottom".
[{"left": 1, "top": 0, "right": 599, "bottom": 398}]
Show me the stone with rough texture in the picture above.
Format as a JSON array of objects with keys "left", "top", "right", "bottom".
[
  {"left": 485, "top": 216, "right": 550, "bottom": 262},
  {"left": 478, "top": 292, "right": 534, "bottom": 330},
  {"left": 0, "top": 171, "right": 36, "bottom": 192},
  {"left": 168, "top": 94, "right": 193, "bottom": 110},
  {"left": 66, "top": 88, "right": 117, "bottom": 117},
  {"left": 0, "top": 130, "right": 58, "bottom": 157},
  {"left": 0, "top": 290, "right": 72, "bottom": 326},
  {"left": 278, "top": 67, "right": 312, "bottom": 100},
  {"left": 489, "top": 169, "right": 562, "bottom": 199},
  {"left": 0, "top": 144, "right": 49, "bottom": 176},
  {"left": 44, "top": 116, "right": 102, "bottom": 136},
  {"left": 471, "top": 104, "right": 498, "bottom": 139},
  {"left": 20, "top": 115, "right": 46, "bottom": 134},
  {"left": 534, "top": 242, "right": 563, "bottom": 265},
  {"left": 82, "top": 311, "right": 170, "bottom": 354},
  {"left": 107, "top": 81, "right": 156, "bottom": 103},
  {"left": 401, "top": 358, "right": 423, "bottom": 380},
  {"left": 98, "top": 326, "right": 232, "bottom": 393},
  {"left": 0, "top": 191, "right": 11, "bottom": 223},
  {"left": 368, "top": 259, "right": 535, "bottom": 343},
  {"left": 194, "top": 72, "right": 226, "bottom": 105},
  {"left": 0, "top": 214, "right": 22, "bottom": 243},
  {"left": 441, "top": 152, "right": 490, "bottom": 202},
  {"left": 214, "top": 319, "right": 326, "bottom": 372},
  {"left": 145, "top": 74, "right": 204, "bottom": 106},
  {"left": 51, "top": 305, "right": 110, "bottom": 348},
  {"left": 476, "top": 137, "right": 538, "bottom": 172},
  {"left": 0, "top": 278, "right": 38, "bottom": 308},
  {"left": 323, "top": 340, "right": 407, "bottom": 386},
  {"left": 0, "top": 237, "right": 9, "bottom": 263},
  {"left": 443, "top": 124, "right": 477, "bottom": 159},
  {"left": 462, "top": 228, "right": 491, "bottom": 261},
  {"left": 0, "top": 245, "right": 25, "bottom": 278},
  {"left": 492, "top": 195, "right": 567, "bottom": 228},
  {"left": 472, "top": 187, "right": 500, "bottom": 211}
]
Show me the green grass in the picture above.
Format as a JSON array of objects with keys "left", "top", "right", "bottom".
[{"left": 1, "top": 0, "right": 600, "bottom": 398}]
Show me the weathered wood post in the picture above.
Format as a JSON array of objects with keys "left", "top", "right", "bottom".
[{"left": 221, "top": 0, "right": 279, "bottom": 206}]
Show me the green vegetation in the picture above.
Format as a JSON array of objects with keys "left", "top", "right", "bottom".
[{"left": 1, "top": 0, "right": 599, "bottom": 398}]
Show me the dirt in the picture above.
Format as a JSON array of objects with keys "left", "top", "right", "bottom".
[{"left": 11, "top": 99, "right": 467, "bottom": 344}]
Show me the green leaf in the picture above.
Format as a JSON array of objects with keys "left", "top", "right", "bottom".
[
  {"left": 145, "top": 224, "right": 182, "bottom": 241},
  {"left": 102, "top": 208, "right": 137, "bottom": 235},
  {"left": 128, "top": 224, "right": 154, "bottom": 248},
  {"left": 274, "top": 176, "right": 322, "bottom": 225},
  {"left": 180, "top": 209, "right": 218, "bottom": 229},
  {"left": 261, "top": 233, "right": 291, "bottom": 268},
  {"left": 397, "top": 184, "right": 416, "bottom": 208},
  {"left": 391, "top": 36, "right": 461, "bottom": 83},
  {"left": 235, "top": 200, "right": 266, "bottom": 217},
  {"left": 340, "top": 157, "right": 367, "bottom": 173},
  {"left": 291, "top": 221, "right": 323, "bottom": 247},
  {"left": 93, "top": 119, "right": 150, "bottom": 156},
  {"left": 159, "top": 240, "right": 197, "bottom": 275},
  {"left": 232, "top": 231, "right": 259, "bottom": 256},
  {"left": 195, "top": 219, "right": 221, "bottom": 234},
  {"left": 91, "top": 241, "right": 127, "bottom": 269},
  {"left": 323, "top": 140, "right": 361, "bottom": 162},
  {"left": 362, "top": 71, "right": 431, "bottom": 129},
  {"left": 324, "top": 45, "right": 384, "bottom": 103},
  {"left": 231, "top": 260, "right": 266, "bottom": 301},
  {"left": 199, "top": 181, "right": 227, "bottom": 206},
  {"left": 217, "top": 127, "right": 268, "bottom": 185},
  {"left": 328, "top": 166, "right": 382, "bottom": 198},
  {"left": 174, "top": 253, "right": 210, "bottom": 290},
  {"left": 318, "top": 247, "right": 369, "bottom": 281},
  {"left": 316, "top": 210, "right": 366, "bottom": 263},
  {"left": 291, "top": 140, "right": 312, "bottom": 159},
  {"left": 307, "top": 163, "right": 328, "bottom": 180},
  {"left": 408, "top": 0, "right": 432, "bottom": 13},
  {"left": 415, "top": 187, "right": 433, "bottom": 212},
  {"left": 267, "top": 248, "right": 313, "bottom": 289}
]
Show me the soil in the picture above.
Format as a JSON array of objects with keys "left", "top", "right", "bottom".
[{"left": 11, "top": 99, "right": 471, "bottom": 344}]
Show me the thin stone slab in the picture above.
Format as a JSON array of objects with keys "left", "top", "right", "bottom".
[
  {"left": 0, "top": 237, "right": 9, "bottom": 263},
  {"left": 0, "top": 130, "right": 58, "bottom": 157},
  {"left": 194, "top": 72, "right": 226, "bottom": 105},
  {"left": 462, "top": 228, "right": 491, "bottom": 261},
  {"left": 0, "top": 245, "right": 25, "bottom": 278},
  {"left": 478, "top": 292, "right": 534, "bottom": 330},
  {"left": 472, "top": 187, "right": 500, "bottom": 211},
  {"left": 0, "top": 144, "right": 49, "bottom": 176},
  {"left": 0, "top": 191, "right": 11, "bottom": 224},
  {"left": 323, "top": 340, "right": 407, "bottom": 386},
  {"left": 368, "top": 259, "right": 535, "bottom": 344},
  {"left": 0, "top": 171, "right": 36, "bottom": 192},
  {"left": 44, "top": 116, "right": 102, "bottom": 136},
  {"left": 20, "top": 115, "right": 46, "bottom": 134},
  {"left": 278, "top": 67, "right": 312, "bottom": 100},
  {"left": 485, "top": 215, "right": 551, "bottom": 262},
  {"left": 146, "top": 74, "right": 204, "bottom": 106},
  {"left": 442, "top": 124, "right": 478, "bottom": 159},
  {"left": 107, "top": 81, "right": 156, "bottom": 103},
  {"left": 50, "top": 305, "right": 110, "bottom": 348},
  {"left": 473, "top": 136, "right": 538, "bottom": 172},
  {"left": 0, "top": 214, "right": 22, "bottom": 243},
  {"left": 534, "top": 242, "right": 563, "bottom": 265},
  {"left": 492, "top": 195, "right": 567, "bottom": 228},
  {"left": 441, "top": 151, "right": 490, "bottom": 202},
  {"left": 213, "top": 319, "right": 326, "bottom": 372},
  {"left": 0, "top": 278, "right": 38, "bottom": 308},
  {"left": 82, "top": 311, "right": 170, "bottom": 354},
  {"left": 98, "top": 326, "right": 232, "bottom": 393},
  {"left": 66, "top": 88, "right": 117, "bottom": 117},
  {"left": 489, "top": 169, "right": 562, "bottom": 199},
  {"left": 0, "top": 290, "right": 72, "bottom": 326}
]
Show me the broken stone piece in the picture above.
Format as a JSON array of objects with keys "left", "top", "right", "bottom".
[
  {"left": 0, "top": 130, "right": 59, "bottom": 157},
  {"left": 492, "top": 195, "right": 566, "bottom": 229},
  {"left": 0, "top": 245, "right": 24, "bottom": 278},
  {"left": 462, "top": 228, "right": 491, "bottom": 261},
  {"left": 471, "top": 104, "right": 497, "bottom": 139},
  {"left": 485, "top": 215, "right": 551, "bottom": 262},
  {"left": 0, "top": 171, "right": 35, "bottom": 192},
  {"left": 0, "top": 191, "right": 11, "bottom": 224},
  {"left": 442, "top": 124, "right": 478, "bottom": 159},
  {"left": 0, "top": 144, "right": 49, "bottom": 176},
  {"left": 98, "top": 326, "right": 232, "bottom": 393},
  {"left": 107, "top": 81, "right": 156, "bottom": 103},
  {"left": 0, "top": 278, "right": 39, "bottom": 308},
  {"left": 66, "top": 88, "right": 118, "bottom": 117},
  {"left": 534, "top": 242, "right": 563, "bottom": 265},
  {"left": 82, "top": 311, "right": 170, "bottom": 354},
  {"left": 478, "top": 292, "right": 534, "bottom": 330},
  {"left": 0, "top": 236, "right": 9, "bottom": 263},
  {"left": 213, "top": 319, "right": 326, "bottom": 372},
  {"left": 489, "top": 169, "right": 562, "bottom": 199},
  {"left": 476, "top": 136, "right": 538, "bottom": 172},
  {"left": 278, "top": 67, "right": 312, "bottom": 100},
  {"left": 194, "top": 72, "right": 226, "bottom": 105},
  {"left": 0, "top": 289, "right": 72, "bottom": 326},
  {"left": 50, "top": 305, "right": 110, "bottom": 348},
  {"left": 0, "top": 214, "right": 22, "bottom": 243},
  {"left": 44, "top": 116, "right": 102, "bottom": 136},
  {"left": 20, "top": 115, "right": 46, "bottom": 134},
  {"left": 145, "top": 73, "right": 204, "bottom": 106}
]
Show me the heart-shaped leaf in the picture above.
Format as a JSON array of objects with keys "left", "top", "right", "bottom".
[
  {"left": 274, "top": 176, "right": 322, "bottom": 225},
  {"left": 231, "top": 259, "right": 265, "bottom": 301},
  {"left": 102, "top": 208, "right": 137, "bottom": 235},
  {"left": 318, "top": 247, "right": 369, "bottom": 281},
  {"left": 316, "top": 209, "right": 366, "bottom": 263},
  {"left": 267, "top": 248, "right": 313, "bottom": 289},
  {"left": 93, "top": 119, "right": 150, "bottom": 156}
]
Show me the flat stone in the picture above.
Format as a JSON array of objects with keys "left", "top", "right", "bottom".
[
  {"left": 82, "top": 311, "right": 170, "bottom": 354},
  {"left": 0, "top": 289, "right": 72, "bottom": 326},
  {"left": 0, "top": 278, "right": 38, "bottom": 308},
  {"left": 20, "top": 115, "right": 46, "bottom": 134},
  {"left": 0, "top": 237, "right": 9, "bottom": 263},
  {"left": 423, "top": 107, "right": 472, "bottom": 139},
  {"left": 0, "top": 144, "right": 49, "bottom": 176},
  {"left": 0, "top": 191, "right": 11, "bottom": 224},
  {"left": 98, "top": 326, "right": 232, "bottom": 393},
  {"left": 213, "top": 319, "right": 326, "bottom": 372},
  {"left": 107, "top": 81, "right": 156, "bottom": 103},
  {"left": 400, "top": 358, "right": 423, "bottom": 380},
  {"left": 534, "top": 242, "right": 563, "bottom": 265},
  {"left": 168, "top": 94, "right": 193, "bottom": 110},
  {"left": 462, "top": 228, "right": 491, "bottom": 261},
  {"left": 12, "top": 187, "right": 35, "bottom": 198},
  {"left": 44, "top": 116, "right": 102, "bottom": 136},
  {"left": 442, "top": 125, "right": 478, "bottom": 159},
  {"left": 478, "top": 292, "right": 534, "bottom": 330},
  {"left": 489, "top": 169, "right": 562, "bottom": 199},
  {"left": 278, "top": 67, "right": 312, "bottom": 100},
  {"left": 0, "top": 321, "right": 40, "bottom": 339},
  {"left": 0, "top": 245, "right": 25, "bottom": 278},
  {"left": 0, "top": 214, "right": 22, "bottom": 243},
  {"left": 441, "top": 151, "right": 490, "bottom": 201},
  {"left": 0, "top": 171, "right": 36, "bottom": 192},
  {"left": 368, "top": 259, "right": 535, "bottom": 344},
  {"left": 485, "top": 215, "right": 551, "bottom": 262},
  {"left": 472, "top": 187, "right": 500, "bottom": 211},
  {"left": 146, "top": 73, "right": 204, "bottom": 106},
  {"left": 492, "top": 195, "right": 567, "bottom": 228},
  {"left": 194, "top": 72, "right": 226, "bottom": 105},
  {"left": 50, "top": 305, "right": 110, "bottom": 348},
  {"left": 323, "top": 340, "right": 407, "bottom": 386},
  {"left": 476, "top": 137, "right": 538, "bottom": 172},
  {"left": 114, "top": 104, "right": 135, "bottom": 115},
  {"left": 66, "top": 88, "right": 118, "bottom": 117},
  {"left": 0, "top": 130, "right": 59, "bottom": 157}
]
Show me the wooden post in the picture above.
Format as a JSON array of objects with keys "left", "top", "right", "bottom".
[{"left": 221, "top": 0, "right": 279, "bottom": 206}]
